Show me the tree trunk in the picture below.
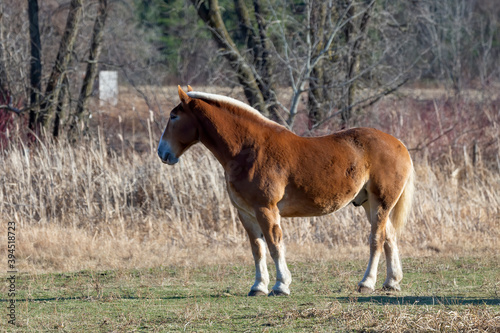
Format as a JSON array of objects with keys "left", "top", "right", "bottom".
[
  {"left": 252, "top": 0, "right": 278, "bottom": 119},
  {"left": 52, "top": 76, "right": 69, "bottom": 138},
  {"left": 308, "top": 65, "right": 325, "bottom": 126},
  {"left": 191, "top": 0, "right": 270, "bottom": 117},
  {"left": 308, "top": 0, "right": 328, "bottom": 126},
  {"left": 234, "top": 0, "right": 257, "bottom": 52},
  {"left": 70, "top": 0, "right": 109, "bottom": 138},
  {"left": 40, "top": 0, "right": 83, "bottom": 130},
  {"left": 232, "top": 0, "right": 279, "bottom": 120},
  {"left": 28, "top": 0, "right": 42, "bottom": 133},
  {"left": 342, "top": 0, "right": 374, "bottom": 127},
  {"left": 0, "top": 11, "right": 7, "bottom": 90}
]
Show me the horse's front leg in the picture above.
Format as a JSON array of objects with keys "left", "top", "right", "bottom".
[
  {"left": 255, "top": 206, "right": 291, "bottom": 296},
  {"left": 238, "top": 211, "right": 270, "bottom": 296}
]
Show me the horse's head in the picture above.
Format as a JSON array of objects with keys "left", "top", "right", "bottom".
[{"left": 158, "top": 86, "right": 199, "bottom": 165}]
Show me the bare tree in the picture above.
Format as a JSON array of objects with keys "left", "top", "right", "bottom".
[
  {"left": 189, "top": 0, "right": 414, "bottom": 129},
  {"left": 39, "top": 0, "right": 83, "bottom": 132},
  {"left": 411, "top": 0, "right": 500, "bottom": 90},
  {"left": 69, "top": 0, "right": 109, "bottom": 138},
  {"left": 307, "top": 1, "right": 328, "bottom": 125},
  {"left": 342, "top": 0, "right": 374, "bottom": 125},
  {"left": 190, "top": 0, "right": 279, "bottom": 119},
  {"left": 306, "top": 0, "right": 376, "bottom": 127},
  {"left": 1, "top": 0, "right": 165, "bottom": 142},
  {"left": 0, "top": 9, "right": 7, "bottom": 92},
  {"left": 269, "top": 0, "right": 414, "bottom": 128},
  {"left": 28, "top": 0, "right": 42, "bottom": 132}
]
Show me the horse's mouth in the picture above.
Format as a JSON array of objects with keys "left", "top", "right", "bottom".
[
  {"left": 161, "top": 159, "right": 178, "bottom": 165},
  {"left": 159, "top": 154, "right": 179, "bottom": 165}
]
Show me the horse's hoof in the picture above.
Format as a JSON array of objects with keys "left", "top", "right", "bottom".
[
  {"left": 382, "top": 284, "right": 401, "bottom": 292},
  {"left": 358, "top": 286, "right": 374, "bottom": 294},
  {"left": 268, "top": 290, "right": 289, "bottom": 296},
  {"left": 248, "top": 290, "right": 267, "bottom": 296}
]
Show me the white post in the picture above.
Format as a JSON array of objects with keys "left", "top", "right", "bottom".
[{"left": 99, "top": 71, "right": 118, "bottom": 106}]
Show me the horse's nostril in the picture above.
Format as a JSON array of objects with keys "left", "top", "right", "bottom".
[
  {"left": 158, "top": 150, "right": 168, "bottom": 162},
  {"left": 163, "top": 152, "right": 174, "bottom": 164}
]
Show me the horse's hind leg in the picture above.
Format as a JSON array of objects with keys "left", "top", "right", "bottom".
[
  {"left": 358, "top": 195, "right": 389, "bottom": 293},
  {"left": 382, "top": 221, "right": 403, "bottom": 291},
  {"left": 255, "top": 206, "right": 291, "bottom": 296},
  {"left": 238, "top": 211, "right": 270, "bottom": 296}
]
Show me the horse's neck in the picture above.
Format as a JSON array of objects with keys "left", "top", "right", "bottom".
[{"left": 196, "top": 105, "right": 260, "bottom": 167}]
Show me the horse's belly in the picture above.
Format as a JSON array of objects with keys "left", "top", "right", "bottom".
[
  {"left": 277, "top": 178, "right": 367, "bottom": 217},
  {"left": 277, "top": 194, "right": 351, "bottom": 217}
]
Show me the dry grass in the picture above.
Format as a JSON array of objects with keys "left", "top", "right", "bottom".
[
  {"left": 281, "top": 302, "right": 500, "bottom": 332},
  {"left": 0, "top": 86, "right": 499, "bottom": 273}
]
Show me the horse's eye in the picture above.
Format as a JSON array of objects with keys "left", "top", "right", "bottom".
[{"left": 170, "top": 114, "right": 178, "bottom": 120}]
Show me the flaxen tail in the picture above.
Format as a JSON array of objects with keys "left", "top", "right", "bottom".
[{"left": 391, "top": 166, "right": 415, "bottom": 234}]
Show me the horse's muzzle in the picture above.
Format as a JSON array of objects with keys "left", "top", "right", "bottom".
[{"left": 157, "top": 139, "right": 179, "bottom": 165}]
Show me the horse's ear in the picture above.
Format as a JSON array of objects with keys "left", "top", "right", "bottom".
[
  {"left": 187, "top": 85, "right": 193, "bottom": 92},
  {"left": 178, "top": 85, "right": 190, "bottom": 105}
]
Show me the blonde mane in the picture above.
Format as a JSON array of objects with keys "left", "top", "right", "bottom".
[{"left": 187, "top": 91, "right": 280, "bottom": 127}]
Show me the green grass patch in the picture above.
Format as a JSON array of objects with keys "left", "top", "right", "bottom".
[{"left": 2, "top": 256, "right": 499, "bottom": 332}]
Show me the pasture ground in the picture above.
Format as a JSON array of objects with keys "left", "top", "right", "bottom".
[{"left": 2, "top": 255, "right": 499, "bottom": 332}]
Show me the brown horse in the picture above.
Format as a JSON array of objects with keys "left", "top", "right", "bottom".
[{"left": 158, "top": 86, "right": 415, "bottom": 296}]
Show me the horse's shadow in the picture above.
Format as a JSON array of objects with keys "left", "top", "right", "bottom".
[
  {"left": 0, "top": 294, "right": 234, "bottom": 303},
  {"left": 2, "top": 294, "right": 499, "bottom": 306},
  {"left": 332, "top": 295, "right": 500, "bottom": 306}
]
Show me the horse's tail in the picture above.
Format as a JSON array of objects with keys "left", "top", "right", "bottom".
[{"left": 391, "top": 166, "right": 415, "bottom": 234}]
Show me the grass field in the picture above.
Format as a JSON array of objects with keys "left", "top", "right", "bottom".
[{"left": 2, "top": 256, "right": 499, "bottom": 331}]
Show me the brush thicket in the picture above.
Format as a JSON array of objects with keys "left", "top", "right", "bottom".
[{"left": 1, "top": 87, "right": 498, "bottom": 273}]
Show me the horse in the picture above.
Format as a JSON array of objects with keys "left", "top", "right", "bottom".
[{"left": 158, "top": 86, "right": 415, "bottom": 296}]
